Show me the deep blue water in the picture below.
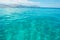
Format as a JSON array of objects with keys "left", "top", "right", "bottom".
[{"left": 0, "top": 8, "right": 60, "bottom": 40}]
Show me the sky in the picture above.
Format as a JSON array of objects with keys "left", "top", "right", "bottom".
[
  {"left": 0, "top": 0, "right": 40, "bottom": 7},
  {"left": 0, "top": 0, "right": 60, "bottom": 8},
  {"left": 30, "top": 0, "right": 60, "bottom": 8}
]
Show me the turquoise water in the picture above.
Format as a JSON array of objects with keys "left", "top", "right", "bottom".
[{"left": 0, "top": 8, "right": 60, "bottom": 40}]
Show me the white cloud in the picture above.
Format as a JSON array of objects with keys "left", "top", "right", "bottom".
[{"left": 0, "top": 0, "right": 40, "bottom": 7}]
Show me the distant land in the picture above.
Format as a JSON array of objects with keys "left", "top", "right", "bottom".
[
  {"left": 0, "top": 4, "right": 40, "bottom": 8},
  {"left": 0, "top": 4, "right": 60, "bottom": 9}
]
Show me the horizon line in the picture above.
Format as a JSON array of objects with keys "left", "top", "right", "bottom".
[{"left": 0, "top": 7, "right": 60, "bottom": 9}]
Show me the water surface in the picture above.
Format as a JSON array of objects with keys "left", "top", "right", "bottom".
[{"left": 0, "top": 8, "right": 60, "bottom": 40}]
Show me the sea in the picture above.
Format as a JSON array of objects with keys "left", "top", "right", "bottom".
[{"left": 0, "top": 8, "right": 60, "bottom": 40}]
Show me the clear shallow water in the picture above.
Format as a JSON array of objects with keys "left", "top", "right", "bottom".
[{"left": 0, "top": 8, "right": 60, "bottom": 40}]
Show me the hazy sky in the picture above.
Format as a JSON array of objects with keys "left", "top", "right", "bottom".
[
  {"left": 30, "top": 0, "right": 60, "bottom": 8},
  {"left": 0, "top": 0, "right": 40, "bottom": 6},
  {"left": 0, "top": 0, "right": 60, "bottom": 8}
]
